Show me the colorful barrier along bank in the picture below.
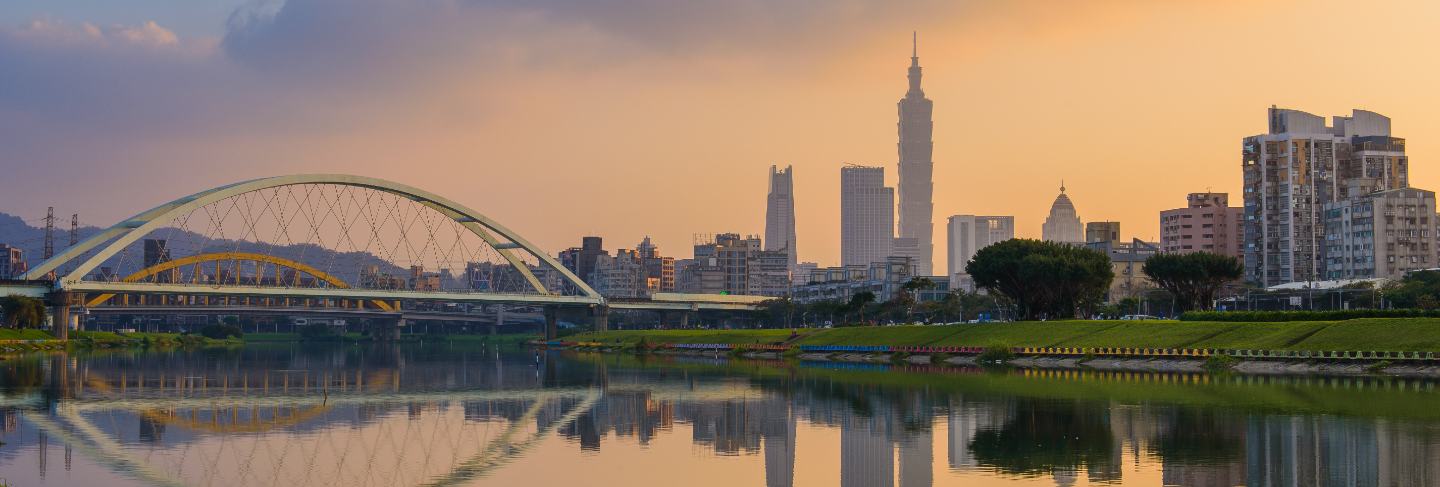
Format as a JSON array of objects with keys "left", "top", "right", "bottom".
[{"left": 537, "top": 340, "right": 1440, "bottom": 362}]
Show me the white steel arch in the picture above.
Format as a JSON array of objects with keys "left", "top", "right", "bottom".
[{"left": 25, "top": 174, "right": 601, "bottom": 302}]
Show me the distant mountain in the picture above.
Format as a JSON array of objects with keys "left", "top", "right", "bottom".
[{"left": 0, "top": 211, "right": 409, "bottom": 281}]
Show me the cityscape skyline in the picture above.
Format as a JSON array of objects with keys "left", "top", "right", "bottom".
[{"left": 5, "top": 1, "right": 1440, "bottom": 273}]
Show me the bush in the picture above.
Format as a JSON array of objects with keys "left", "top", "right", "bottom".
[
  {"left": 1180, "top": 309, "right": 1440, "bottom": 322},
  {"left": 978, "top": 345, "right": 1014, "bottom": 364},
  {"left": 199, "top": 324, "right": 243, "bottom": 339},
  {"left": 1204, "top": 355, "right": 1236, "bottom": 373}
]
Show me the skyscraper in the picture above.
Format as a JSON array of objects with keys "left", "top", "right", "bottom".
[
  {"left": 1243, "top": 106, "right": 1409, "bottom": 286},
  {"left": 1042, "top": 183, "right": 1084, "bottom": 244},
  {"left": 764, "top": 165, "right": 798, "bottom": 269},
  {"left": 896, "top": 32, "right": 935, "bottom": 276},
  {"left": 841, "top": 165, "right": 895, "bottom": 267},
  {"left": 946, "top": 215, "right": 1015, "bottom": 283}
]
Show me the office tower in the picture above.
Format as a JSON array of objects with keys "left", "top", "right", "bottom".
[
  {"left": 765, "top": 165, "right": 798, "bottom": 269},
  {"left": 897, "top": 33, "right": 935, "bottom": 276},
  {"left": 945, "top": 215, "right": 1015, "bottom": 285},
  {"left": 1324, "top": 187, "right": 1436, "bottom": 280},
  {"left": 842, "top": 165, "right": 895, "bottom": 267},
  {"left": 1085, "top": 221, "right": 1121, "bottom": 246},
  {"left": 1159, "top": 192, "right": 1244, "bottom": 259},
  {"left": 1041, "top": 184, "right": 1084, "bottom": 244},
  {"left": 1243, "top": 106, "right": 1408, "bottom": 286}
]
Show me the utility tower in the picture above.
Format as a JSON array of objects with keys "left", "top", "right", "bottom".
[
  {"left": 69, "top": 214, "right": 78, "bottom": 247},
  {"left": 43, "top": 207, "right": 55, "bottom": 260}
]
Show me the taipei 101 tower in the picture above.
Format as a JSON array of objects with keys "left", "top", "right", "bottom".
[{"left": 896, "top": 32, "right": 935, "bottom": 275}]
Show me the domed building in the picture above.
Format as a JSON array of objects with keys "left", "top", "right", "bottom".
[{"left": 1042, "top": 183, "right": 1084, "bottom": 244}]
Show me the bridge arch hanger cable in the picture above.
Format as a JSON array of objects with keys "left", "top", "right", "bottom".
[{"left": 24, "top": 174, "right": 602, "bottom": 301}]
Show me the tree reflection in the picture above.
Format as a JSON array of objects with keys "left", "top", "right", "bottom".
[{"left": 969, "top": 399, "right": 1115, "bottom": 476}]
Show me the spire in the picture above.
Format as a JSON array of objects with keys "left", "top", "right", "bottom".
[
  {"left": 1060, "top": 180, "right": 1066, "bottom": 194},
  {"left": 906, "top": 32, "right": 923, "bottom": 94}
]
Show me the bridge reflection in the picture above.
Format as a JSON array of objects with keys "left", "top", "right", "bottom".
[{"left": 5, "top": 346, "right": 1440, "bottom": 486}]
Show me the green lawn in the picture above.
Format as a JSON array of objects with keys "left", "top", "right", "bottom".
[
  {"left": 570, "top": 318, "right": 1440, "bottom": 352},
  {"left": 0, "top": 329, "right": 55, "bottom": 340}
]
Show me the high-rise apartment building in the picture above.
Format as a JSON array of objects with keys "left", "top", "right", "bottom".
[
  {"left": 1243, "top": 107, "right": 1408, "bottom": 286},
  {"left": 1085, "top": 221, "right": 1121, "bottom": 246},
  {"left": 841, "top": 165, "right": 895, "bottom": 267},
  {"left": 896, "top": 34, "right": 935, "bottom": 276},
  {"left": 592, "top": 249, "right": 648, "bottom": 298},
  {"left": 1041, "top": 184, "right": 1084, "bottom": 244},
  {"left": 945, "top": 215, "right": 1014, "bottom": 287},
  {"left": 764, "top": 165, "right": 797, "bottom": 270},
  {"left": 636, "top": 236, "right": 675, "bottom": 293},
  {"left": 558, "top": 236, "right": 607, "bottom": 285},
  {"left": 1159, "top": 192, "right": 1243, "bottom": 259},
  {"left": 1323, "top": 187, "right": 1435, "bottom": 280},
  {"left": 0, "top": 244, "right": 25, "bottom": 280},
  {"left": 679, "top": 233, "right": 786, "bottom": 296}
]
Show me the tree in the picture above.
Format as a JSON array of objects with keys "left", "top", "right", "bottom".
[
  {"left": 848, "top": 291, "right": 876, "bottom": 325},
  {"left": 1383, "top": 270, "right": 1440, "bottom": 309},
  {"left": 966, "top": 239, "right": 1114, "bottom": 320},
  {"left": 897, "top": 277, "right": 937, "bottom": 322},
  {"left": 0, "top": 294, "right": 47, "bottom": 329},
  {"left": 1141, "top": 252, "right": 1244, "bottom": 312}
]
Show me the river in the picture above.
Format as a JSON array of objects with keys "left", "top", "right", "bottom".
[{"left": 2, "top": 344, "right": 1438, "bottom": 486}]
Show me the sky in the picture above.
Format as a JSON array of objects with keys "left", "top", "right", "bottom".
[{"left": 4, "top": 0, "right": 1440, "bottom": 274}]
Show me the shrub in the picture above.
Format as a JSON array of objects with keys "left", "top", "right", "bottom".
[
  {"left": 978, "top": 345, "right": 1014, "bottom": 364},
  {"left": 1181, "top": 309, "right": 1440, "bottom": 322},
  {"left": 199, "top": 324, "right": 243, "bottom": 340},
  {"left": 1204, "top": 355, "right": 1237, "bottom": 373}
]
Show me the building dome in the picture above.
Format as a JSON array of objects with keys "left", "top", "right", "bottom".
[
  {"left": 1042, "top": 183, "right": 1084, "bottom": 244},
  {"left": 1049, "top": 192, "right": 1076, "bottom": 214}
]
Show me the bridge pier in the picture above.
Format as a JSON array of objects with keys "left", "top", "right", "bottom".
[
  {"left": 46, "top": 291, "right": 81, "bottom": 340},
  {"left": 373, "top": 317, "right": 403, "bottom": 341},
  {"left": 592, "top": 305, "right": 610, "bottom": 332},
  {"left": 543, "top": 306, "right": 558, "bottom": 340}
]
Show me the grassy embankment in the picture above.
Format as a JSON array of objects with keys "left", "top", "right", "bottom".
[
  {"left": 569, "top": 318, "right": 1440, "bottom": 352},
  {"left": 0, "top": 329, "right": 241, "bottom": 351},
  {"left": 244, "top": 332, "right": 539, "bottom": 345}
]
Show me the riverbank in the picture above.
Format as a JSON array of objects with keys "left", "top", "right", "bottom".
[
  {"left": 0, "top": 329, "right": 241, "bottom": 353},
  {"left": 570, "top": 318, "right": 1440, "bottom": 351},
  {"left": 559, "top": 318, "right": 1440, "bottom": 378}
]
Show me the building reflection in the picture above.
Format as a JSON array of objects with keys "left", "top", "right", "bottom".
[{"left": 4, "top": 348, "right": 1440, "bottom": 486}]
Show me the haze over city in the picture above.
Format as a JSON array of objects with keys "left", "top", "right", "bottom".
[{"left": 5, "top": 0, "right": 1440, "bottom": 274}]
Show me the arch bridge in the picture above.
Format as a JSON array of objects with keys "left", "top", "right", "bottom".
[{"left": 5, "top": 175, "right": 765, "bottom": 338}]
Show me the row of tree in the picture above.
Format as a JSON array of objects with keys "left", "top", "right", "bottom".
[
  {"left": 965, "top": 239, "right": 1246, "bottom": 319},
  {"left": 1, "top": 294, "right": 47, "bottom": 328}
]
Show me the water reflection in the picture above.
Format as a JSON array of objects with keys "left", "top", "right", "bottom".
[{"left": 2, "top": 346, "right": 1440, "bottom": 486}]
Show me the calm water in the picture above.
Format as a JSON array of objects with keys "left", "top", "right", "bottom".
[{"left": 3, "top": 346, "right": 1440, "bottom": 486}]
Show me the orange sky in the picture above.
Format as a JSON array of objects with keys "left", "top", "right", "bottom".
[{"left": 4, "top": 0, "right": 1440, "bottom": 273}]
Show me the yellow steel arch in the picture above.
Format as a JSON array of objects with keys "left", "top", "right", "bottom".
[{"left": 84, "top": 251, "right": 394, "bottom": 310}]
